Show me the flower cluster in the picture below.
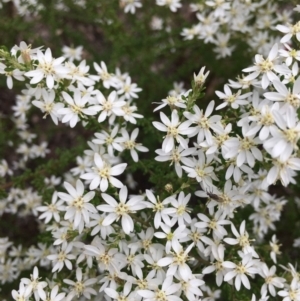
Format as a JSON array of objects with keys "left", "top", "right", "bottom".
[{"left": 1, "top": 2, "right": 300, "bottom": 301}]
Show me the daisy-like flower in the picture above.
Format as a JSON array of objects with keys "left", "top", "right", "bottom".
[
  {"left": 93, "top": 61, "right": 117, "bottom": 89},
  {"left": 137, "top": 276, "right": 181, "bottom": 301},
  {"left": 155, "top": 144, "right": 196, "bottom": 178},
  {"left": 277, "top": 21, "right": 300, "bottom": 43},
  {"left": 95, "top": 90, "right": 126, "bottom": 123},
  {"left": 279, "top": 43, "right": 300, "bottom": 66},
  {"left": 277, "top": 278, "right": 300, "bottom": 301},
  {"left": 182, "top": 150, "right": 218, "bottom": 189},
  {"left": 156, "top": 0, "right": 182, "bottom": 12},
  {"left": 57, "top": 179, "right": 97, "bottom": 233},
  {"left": 117, "top": 75, "right": 142, "bottom": 99},
  {"left": 163, "top": 191, "right": 192, "bottom": 226},
  {"left": 97, "top": 185, "right": 146, "bottom": 234},
  {"left": 12, "top": 283, "right": 31, "bottom": 301},
  {"left": 264, "top": 78, "right": 300, "bottom": 109},
  {"left": 93, "top": 125, "right": 123, "bottom": 157},
  {"left": 81, "top": 153, "right": 127, "bottom": 191},
  {"left": 62, "top": 45, "right": 83, "bottom": 62},
  {"left": 88, "top": 213, "right": 114, "bottom": 239},
  {"left": 196, "top": 211, "right": 230, "bottom": 239},
  {"left": 264, "top": 106, "right": 300, "bottom": 161},
  {"left": 154, "top": 222, "right": 188, "bottom": 254},
  {"left": 116, "top": 127, "right": 149, "bottom": 162},
  {"left": 47, "top": 243, "right": 75, "bottom": 272},
  {"left": 25, "top": 48, "right": 68, "bottom": 89},
  {"left": 37, "top": 191, "right": 65, "bottom": 223},
  {"left": 41, "top": 285, "right": 65, "bottom": 301},
  {"left": 242, "top": 43, "right": 290, "bottom": 89},
  {"left": 32, "top": 89, "right": 64, "bottom": 125},
  {"left": 158, "top": 241, "right": 194, "bottom": 281},
  {"left": 266, "top": 156, "right": 300, "bottom": 186},
  {"left": 58, "top": 90, "right": 100, "bottom": 128},
  {"left": 21, "top": 266, "right": 47, "bottom": 301},
  {"left": 105, "top": 283, "right": 136, "bottom": 301},
  {"left": 84, "top": 240, "right": 124, "bottom": 272},
  {"left": 202, "top": 244, "right": 227, "bottom": 286},
  {"left": 11, "top": 41, "right": 41, "bottom": 63},
  {"left": 146, "top": 189, "right": 173, "bottom": 229},
  {"left": 153, "top": 94, "right": 187, "bottom": 112},
  {"left": 224, "top": 221, "right": 258, "bottom": 257},
  {"left": 121, "top": 100, "right": 144, "bottom": 124},
  {"left": 223, "top": 253, "right": 259, "bottom": 291},
  {"left": 153, "top": 110, "right": 194, "bottom": 153},
  {"left": 64, "top": 267, "right": 97, "bottom": 300},
  {"left": 215, "top": 84, "right": 251, "bottom": 110},
  {"left": 184, "top": 100, "right": 222, "bottom": 144},
  {"left": 0, "top": 63, "right": 25, "bottom": 89},
  {"left": 269, "top": 235, "right": 281, "bottom": 263},
  {"left": 259, "top": 263, "right": 285, "bottom": 297},
  {"left": 223, "top": 125, "right": 262, "bottom": 168}
]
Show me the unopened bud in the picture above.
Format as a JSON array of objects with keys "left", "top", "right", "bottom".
[{"left": 165, "top": 184, "right": 173, "bottom": 193}]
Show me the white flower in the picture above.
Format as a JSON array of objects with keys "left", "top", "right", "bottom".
[
  {"left": 105, "top": 283, "right": 135, "bottom": 301},
  {"left": 84, "top": 239, "right": 125, "bottom": 272},
  {"left": 93, "top": 125, "right": 123, "bottom": 157},
  {"left": 223, "top": 253, "right": 259, "bottom": 291},
  {"left": 279, "top": 43, "right": 300, "bottom": 66},
  {"left": 97, "top": 185, "right": 146, "bottom": 234},
  {"left": 25, "top": 48, "right": 68, "bottom": 89},
  {"left": 242, "top": 43, "right": 290, "bottom": 89},
  {"left": 215, "top": 84, "right": 251, "bottom": 110},
  {"left": 117, "top": 75, "right": 142, "bottom": 99},
  {"left": 264, "top": 106, "right": 300, "bottom": 161},
  {"left": 21, "top": 266, "right": 47, "bottom": 301},
  {"left": 277, "top": 278, "right": 300, "bottom": 301},
  {"left": 156, "top": 0, "right": 182, "bottom": 12},
  {"left": 182, "top": 150, "right": 218, "bottom": 189},
  {"left": 269, "top": 235, "right": 281, "bottom": 264},
  {"left": 259, "top": 263, "right": 285, "bottom": 297},
  {"left": 41, "top": 286, "right": 65, "bottom": 301},
  {"left": 264, "top": 78, "right": 300, "bottom": 109},
  {"left": 223, "top": 128, "right": 262, "bottom": 168},
  {"left": 224, "top": 221, "right": 258, "bottom": 257},
  {"left": 37, "top": 191, "right": 65, "bottom": 223},
  {"left": 58, "top": 180, "right": 97, "bottom": 233},
  {"left": 145, "top": 189, "right": 173, "bottom": 229},
  {"left": 32, "top": 89, "right": 64, "bottom": 125},
  {"left": 196, "top": 211, "right": 229, "bottom": 239},
  {"left": 154, "top": 94, "right": 186, "bottom": 112},
  {"left": 47, "top": 243, "right": 75, "bottom": 272},
  {"left": 163, "top": 191, "right": 192, "bottom": 226},
  {"left": 277, "top": 21, "right": 300, "bottom": 43},
  {"left": 183, "top": 100, "right": 222, "bottom": 144},
  {"left": 154, "top": 222, "right": 188, "bottom": 254},
  {"left": 62, "top": 45, "right": 83, "bottom": 61},
  {"left": 202, "top": 244, "right": 227, "bottom": 286},
  {"left": 158, "top": 241, "right": 194, "bottom": 281},
  {"left": 153, "top": 110, "right": 194, "bottom": 153},
  {"left": 12, "top": 283, "right": 31, "bottom": 301},
  {"left": 138, "top": 276, "right": 181, "bottom": 301},
  {"left": 194, "top": 66, "right": 210, "bottom": 86},
  {"left": 81, "top": 153, "right": 127, "bottom": 191},
  {"left": 64, "top": 267, "right": 97, "bottom": 300},
  {"left": 93, "top": 61, "right": 117, "bottom": 89},
  {"left": 155, "top": 145, "right": 196, "bottom": 178},
  {"left": 95, "top": 90, "right": 126, "bottom": 123},
  {"left": 59, "top": 90, "right": 100, "bottom": 128},
  {"left": 0, "top": 64, "right": 25, "bottom": 89},
  {"left": 116, "top": 128, "right": 149, "bottom": 162}
]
